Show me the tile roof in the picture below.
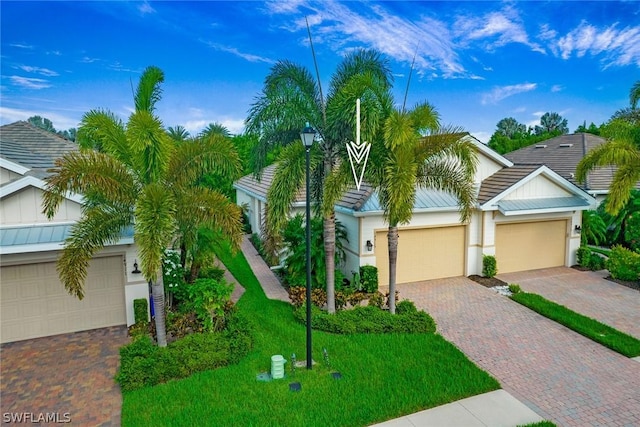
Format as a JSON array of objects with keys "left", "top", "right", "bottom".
[
  {"left": 477, "top": 165, "right": 540, "bottom": 204},
  {"left": 0, "top": 121, "right": 77, "bottom": 177},
  {"left": 502, "top": 133, "right": 636, "bottom": 192}
]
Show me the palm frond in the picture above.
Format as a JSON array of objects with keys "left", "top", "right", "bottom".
[
  {"left": 322, "top": 160, "right": 353, "bottom": 217},
  {"left": 76, "top": 109, "right": 131, "bottom": 162},
  {"left": 134, "top": 183, "right": 177, "bottom": 282},
  {"left": 328, "top": 49, "right": 393, "bottom": 100},
  {"left": 605, "top": 162, "right": 640, "bottom": 214},
  {"left": 57, "top": 207, "right": 132, "bottom": 299},
  {"left": 127, "top": 110, "right": 174, "bottom": 184},
  {"left": 43, "top": 151, "right": 137, "bottom": 218},
  {"left": 630, "top": 80, "right": 640, "bottom": 110},
  {"left": 134, "top": 65, "right": 164, "bottom": 113}
]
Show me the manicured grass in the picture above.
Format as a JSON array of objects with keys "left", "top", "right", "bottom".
[
  {"left": 510, "top": 292, "right": 640, "bottom": 357},
  {"left": 121, "top": 243, "right": 500, "bottom": 426}
]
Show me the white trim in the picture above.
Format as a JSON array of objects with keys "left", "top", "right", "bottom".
[
  {"left": 481, "top": 165, "right": 594, "bottom": 210},
  {"left": 464, "top": 134, "right": 513, "bottom": 168},
  {"left": 0, "top": 236, "right": 134, "bottom": 255},
  {"left": 498, "top": 205, "right": 592, "bottom": 216},
  {"left": 0, "top": 175, "right": 84, "bottom": 204},
  {"left": 0, "top": 157, "right": 30, "bottom": 175}
]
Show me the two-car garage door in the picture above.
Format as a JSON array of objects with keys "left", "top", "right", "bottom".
[
  {"left": 1, "top": 256, "right": 126, "bottom": 343},
  {"left": 495, "top": 220, "right": 567, "bottom": 274},
  {"left": 376, "top": 226, "right": 466, "bottom": 287}
]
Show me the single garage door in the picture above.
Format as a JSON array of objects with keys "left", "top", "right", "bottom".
[
  {"left": 376, "top": 226, "right": 465, "bottom": 287},
  {"left": 495, "top": 220, "right": 567, "bottom": 274},
  {"left": 1, "top": 256, "right": 126, "bottom": 343}
]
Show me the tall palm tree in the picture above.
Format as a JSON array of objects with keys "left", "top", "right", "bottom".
[
  {"left": 201, "top": 122, "right": 232, "bottom": 138},
  {"left": 43, "top": 66, "right": 243, "bottom": 346},
  {"left": 576, "top": 118, "right": 640, "bottom": 215},
  {"left": 246, "top": 49, "right": 393, "bottom": 313},
  {"left": 167, "top": 125, "right": 190, "bottom": 142},
  {"left": 369, "top": 103, "right": 477, "bottom": 313}
]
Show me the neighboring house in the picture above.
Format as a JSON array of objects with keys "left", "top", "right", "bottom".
[
  {"left": 0, "top": 121, "right": 147, "bottom": 344},
  {"left": 234, "top": 136, "right": 596, "bottom": 289},
  {"left": 503, "top": 132, "right": 640, "bottom": 205}
]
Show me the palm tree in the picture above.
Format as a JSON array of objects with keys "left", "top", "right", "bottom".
[
  {"left": 43, "top": 66, "right": 243, "bottom": 346},
  {"left": 167, "top": 125, "right": 190, "bottom": 142},
  {"left": 370, "top": 104, "right": 477, "bottom": 313},
  {"left": 630, "top": 80, "right": 640, "bottom": 110},
  {"left": 535, "top": 112, "right": 569, "bottom": 135},
  {"left": 576, "top": 118, "right": 640, "bottom": 215},
  {"left": 246, "top": 49, "right": 393, "bottom": 313},
  {"left": 495, "top": 117, "right": 527, "bottom": 139},
  {"left": 201, "top": 122, "right": 232, "bottom": 138}
]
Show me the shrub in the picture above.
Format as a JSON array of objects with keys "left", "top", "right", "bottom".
[
  {"left": 287, "top": 286, "right": 306, "bottom": 307},
  {"left": 360, "top": 265, "right": 378, "bottom": 293},
  {"left": 576, "top": 246, "right": 592, "bottom": 267},
  {"left": 116, "top": 311, "right": 253, "bottom": 391},
  {"left": 606, "top": 245, "right": 640, "bottom": 281},
  {"left": 185, "top": 278, "right": 233, "bottom": 332},
  {"left": 587, "top": 252, "right": 606, "bottom": 271},
  {"left": 482, "top": 255, "right": 498, "bottom": 278},
  {"left": 367, "top": 291, "right": 385, "bottom": 308},
  {"left": 508, "top": 284, "right": 521, "bottom": 294},
  {"left": 395, "top": 300, "right": 417, "bottom": 315},
  {"left": 198, "top": 266, "right": 225, "bottom": 281},
  {"left": 133, "top": 298, "right": 148, "bottom": 324},
  {"left": 293, "top": 304, "right": 436, "bottom": 335}
]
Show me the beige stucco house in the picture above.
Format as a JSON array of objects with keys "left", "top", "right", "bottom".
[
  {"left": 234, "top": 135, "right": 595, "bottom": 289},
  {"left": 0, "top": 121, "right": 147, "bottom": 343}
]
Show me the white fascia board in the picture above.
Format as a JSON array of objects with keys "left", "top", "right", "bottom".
[
  {"left": 464, "top": 134, "right": 513, "bottom": 168},
  {"left": 0, "top": 175, "right": 84, "bottom": 204},
  {"left": 0, "top": 157, "right": 30, "bottom": 175},
  {"left": 498, "top": 204, "right": 593, "bottom": 217},
  {"left": 233, "top": 185, "right": 267, "bottom": 203},
  {"left": 0, "top": 236, "right": 134, "bottom": 255},
  {"left": 481, "top": 165, "right": 594, "bottom": 210}
]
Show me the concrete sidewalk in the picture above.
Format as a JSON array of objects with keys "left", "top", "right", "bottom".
[
  {"left": 372, "top": 390, "right": 543, "bottom": 427},
  {"left": 237, "top": 236, "right": 544, "bottom": 427}
]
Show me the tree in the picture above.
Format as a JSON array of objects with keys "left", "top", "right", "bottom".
[
  {"left": 535, "top": 112, "right": 569, "bottom": 135},
  {"left": 630, "top": 80, "right": 640, "bottom": 110},
  {"left": 27, "top": 115, "right": 77, "bottom": 141},
  {"left": 201, "top": 122, "right": 231, "bottom": 138},
  {"left": 167, "top": 125, "right": 190, "bottom": 142},
  {"left": 495, "top": 117, "right": 527, "bottom": 139},
  {"left": 246, "top": 49, "right": 393, "bottom": 313},
  {"left": 581, "top": 210, "right": 606, "bottom": 246},
  {"left": 575, "top": 121, "right": 602, "bottom": 135},
  {"left": 576, "top": 119, "right": 640, "bottom": 215},
  {"left": 370, "top": 104, "right": 477, "bottom": 313},
  {"left": 43, "top": 66, "right": 243, "bottom": 347}
]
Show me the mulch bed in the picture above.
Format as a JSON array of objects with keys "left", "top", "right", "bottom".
[
  {"left": 604, "top": 276, "right": 640, "bottom": 292},
  {"left": 468, "top": 275, "right": 508, "bottom": 288}
]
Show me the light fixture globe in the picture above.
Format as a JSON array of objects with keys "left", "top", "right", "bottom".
[{"left": 300, "top": 123, "right": 316, "bottom": 148}]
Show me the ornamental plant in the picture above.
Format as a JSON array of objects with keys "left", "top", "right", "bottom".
[{"left": 162, "top": 249, "right": 186, "bottom": 306}]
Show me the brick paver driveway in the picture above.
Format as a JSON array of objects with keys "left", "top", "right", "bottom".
[
  {"left": 397, "top": 276, "right": 640, "bottom": 426},
  {"left": 498, "top": 267, "right": 640, "bottom": 339},
  {"left": 1, "top": 326, "right": 129, "bottom": 426}
]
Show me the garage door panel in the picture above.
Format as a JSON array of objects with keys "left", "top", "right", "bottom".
[
  {"left": 376, "top": 226, "right": 465, "bottom": 287},
  {"left": 496, "top": 220, "right": 566, "bottom": 274},
  {"left": 1, "top": 256, "right": 126, "bottom": 343}
]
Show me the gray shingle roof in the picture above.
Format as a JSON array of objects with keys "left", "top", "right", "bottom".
[
  {"left": 0, "top": 121, "right": 77, "bottom": 177},
  {"left": 502, "top": 133, "right": 638, "bottom": 192}
]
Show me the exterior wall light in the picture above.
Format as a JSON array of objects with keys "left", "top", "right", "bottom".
[
  {"left": 366, "top": 240, "right": 373, "bottom": 251},
  {"left": 132, "top": 260, "right": 141, "bottom": 274}
]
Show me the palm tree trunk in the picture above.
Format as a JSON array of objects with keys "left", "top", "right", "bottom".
[
  {"left": 151, "top": 280, "right": 167, "bottom": 347},
  {"left": 387, "top": 226, "right": 399, "bottom": 314},
  {"left": 324, "top": 213, "right": 336, "bottom": 314}
]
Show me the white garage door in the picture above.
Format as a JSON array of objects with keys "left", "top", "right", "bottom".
[
  {"left": 495, "top": 220, "right": 567, "bottom": 274},
  {"left": 1, "top": 256, "right": 126, "bottom": 343},
  {"left": 376, "top": 226, "right": 466, "bottom": 287}
]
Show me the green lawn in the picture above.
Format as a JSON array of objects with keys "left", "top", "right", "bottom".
[
  {"left": 121, "top": 244, "right": 499, "bottom": 426},
  {"left": 511, "top": 292, "right": 640, "bottom": 357}
]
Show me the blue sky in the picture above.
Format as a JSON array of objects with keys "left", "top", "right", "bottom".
[{"left": 1, "top": 1, "right": 639, "bottom": 143}]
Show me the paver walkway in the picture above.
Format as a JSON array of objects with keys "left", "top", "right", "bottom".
[
  {"left": 397, "top": 276, "right": 640, "bottom": 426},
  {"left": 498, "top": 267, "right": 640, "bottom": 339},
  {"left": 240, "top": 234, "right": 289, "bottom": 302},
  {"left": 0, "top": 326, "right": 128, "bottom": 426}
]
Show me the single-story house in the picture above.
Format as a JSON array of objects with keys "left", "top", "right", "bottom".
[
  {"left": 234, "top": 135, "right": 596, "bottom": 288},
  {"left": 503, "top": 132, "right": 640, "bottom": 205},
  {"left": 0, "top": 121, "right": 147, "bottom": 344}
]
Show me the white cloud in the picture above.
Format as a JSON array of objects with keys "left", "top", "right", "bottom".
[
  {"left": 9, "top": 76, "right": 51, "bottom": 89},
  {"left": 551, "top": 85, "right": 562, "bottom": 93},
  {"left": 0, "top": 106, "right": 79, "bottom": 130},
  {"left": 548, "top": 20, "right": 640, "bottom": 67},
  {"left": 80, "top": 56, "right": 100, "bottom": 64},
  {"left": 10, "top": 43, "right": 33, "bottom": 49},
  {"left": 184, "top": 117, "right": 245, "bottom": 136},
  {"left": 202, "top": 41, "right": 275, "bottom": 64},
  {"left": 481, "top": 83, "right": 537, "bottom": 105},
  {"left": 17, "top": 65, "right": 59, "bottom": 77},
  {"left": 138, "top": 1, "right": 155, "bottom": 15}
]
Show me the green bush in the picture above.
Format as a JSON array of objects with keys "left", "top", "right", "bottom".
[
  {"left": 587, "top": 252, "right": 606, "bottom": 271},
  {"left": 293, "top": 304, "right": 436, "bottom": 335},
  {"left": 360, "top": 265, "right": 378, "bottom": 293},
  {"left": 116, "top": 311, "right": 253, "bottom": 392},
  {"left": 395, "top": 300, "right": 417, "bottom": 315},
  {"left": 198, "top": 266, "right": 225, "bottom": 281},
  {"left": 508, "top": 284, "right": 521, "bottom": 294},
  {"left": 133, "top": 298, "right": 148, "bottom": 324},
  {"left": 185, "top": 278, "right": 233, "bottom": 332},
  {"left": 606, "top": 245, "right": 640, "bottom": 281},
  {"left": 576, "top": 246, "right": 591, "bottom": 267},
  {"left": 482, "top": 255, "right": 497, "bottom": 278}
]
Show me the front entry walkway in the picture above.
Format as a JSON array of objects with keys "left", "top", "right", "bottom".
[
  {"left": 498, "top": 267, "right": 640, "bottom": 339},
  {"left": 0, "top": 326, "right": 128, "bottom": 426},
  {"left": 397, "top": 276, "right": 640, "bottom": 426}
]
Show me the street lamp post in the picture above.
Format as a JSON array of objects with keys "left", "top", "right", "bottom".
[{"left": 300, "top": 123, "right": 315, "bottom": 370}]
